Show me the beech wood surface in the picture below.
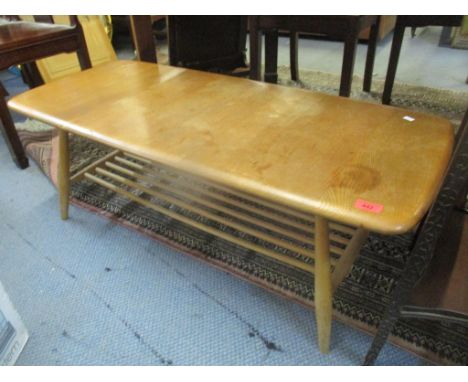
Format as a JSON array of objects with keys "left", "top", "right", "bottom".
[{"left": 8, "top": 60, "right": 454, "bottom": 234}]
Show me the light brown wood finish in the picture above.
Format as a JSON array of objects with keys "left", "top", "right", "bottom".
[
  {"left": 314, "top": 216, "right": 332, "bottom": 353},
  {"left": 331, "top": 227, "right": 369, "bottom": 291},
  {"left": 70, "top": 149, "right": 119, "bottom": 183},
  {"left": 84, "top": 151, "right": 362, "bottom": 353},
  {"left": 8, "top": 60, "right": 453, "bottom": 235},
  {"left": 83, "top": 170, "right": 316, "bottom": 274},
  {"left": 57, "top": 129, "right": 70, "bottom": 220},
  {"left": 7, "top": 60, "right": 454, "bottom": 354}
]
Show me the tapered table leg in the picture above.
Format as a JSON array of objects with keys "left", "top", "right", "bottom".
[
  {"left": 290, "top": 31, "right": 299, "bottom": 81},
  {"left": 58, "top": 129, "right": 70, "bottom": 220},
  {"left": 248, "top": 16, "right": 262, "bottom": 81},
  {"left": 314, "top": 216, "right": 333, "bottom": 353},
  {"left": 340, "top": 34, "right": 358, "bottom": 97},
  {"left": 382, "top": 23, "right": 406, "bottom": 105},
  {"left": 264, "top": 29, "right": 279, "bottom": 83},
  {"left": 363, "top": 17, "right": 379, "bottom": 92}
]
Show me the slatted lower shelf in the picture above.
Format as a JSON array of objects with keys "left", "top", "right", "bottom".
[{"left": 75, "top": 150, "right": 364, "bottom": 286}]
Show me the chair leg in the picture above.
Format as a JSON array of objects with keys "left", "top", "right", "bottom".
[
  {"left": 290, "top": 31, "right": 299, "bottom": 81},
  {"left": 75, "top": 20, "right": 92, "bottom": 70},
  {"left": 21, "top": 62, "right": 45, "bottom": 89},
  {"left": 264, "top": 29, "right": 279, "bottom": 84},
  {"left": 382, "top": 24, "right": 405, "bottom": 105},
  {"left": 0, "top": 83, "right": 28, "bottom": 169},
  {"left": 130, "top": 16, "right": 157, "bottom": 64},
  {"left": 248, "top": 17, "right": 262, "bottom": 81},
  {"left": 339, "top": 34, "right": 358, "bottom": 97},
  {"left": 363, "top": 17, "right": 379, "bottom": 92}
]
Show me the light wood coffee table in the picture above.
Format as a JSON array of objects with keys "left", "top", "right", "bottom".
[{"left": 8, "top": 60, "right": 454, "bottom": 354}]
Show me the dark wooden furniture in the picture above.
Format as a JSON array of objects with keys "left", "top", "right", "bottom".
[
  {"left": 129, "top": 16, "right": 249, "bottom": 76},
  {"left": 129, "top": 15, "right": 158, "bottom": 64},
  {"left": 382, "top": 15, "right": 463, "bottom": 105},
  {"left": 167, "top": 16, "right": 248, "bottom": 74},
  {"left": 364, "top": 108, "right": 468, "bottom": 365},
  {"left": 0, "top": 16, "right": 91, "bottom": 169},
  {"left": 359, "top": 16, "right": 396, "bottom": 41},
  {"left": 249, "top": 16, "right": 380, "bottom": 97}
]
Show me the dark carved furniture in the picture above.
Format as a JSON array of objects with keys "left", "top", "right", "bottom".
[
  {"left": 364, "top": 108, "right": 468, "bottom": 365},
  {"left": 248, "top": 16, "right": 380, "bottom": 97},
  {"left": 167, "top": 16, "right": 248, "bottom": 75},
  {"left": 0, "top": 16, "right": 91, "bottom": 169},
  {"left": 129, "top": 15, "right": 158, "bottom": 64},
  {"left": 129, "top": 16, "right": 249, "bottom": 76},
  {"left": 382, "top": 15, "right": 463, "bottom": 105}
]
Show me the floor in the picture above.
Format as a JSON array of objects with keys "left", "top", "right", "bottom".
[{"left": 1, "top": 24, "right": 467, "bottom": 366}]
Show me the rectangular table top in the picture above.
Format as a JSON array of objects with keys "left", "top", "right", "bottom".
[{"left": 8, "top": 60, "right": 454, "bottom": 234}]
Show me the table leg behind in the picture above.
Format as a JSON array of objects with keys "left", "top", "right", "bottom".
[
  {"left": 264, "top": 29, "right": 279, "bottom": 84},
  {"left": 248, "top": 16, "right": 262, "bottom": 81},
  {"left": 339, "top": 33, "right": 358, "bottom": 97},
  {"left": 290, "top": 31, "right": 299, "bottom": 82},
  {"left": 382, "top": 23, "right": 405, "bottom": 105},
  {"left": 314, "top": 216, "right": 333, "bottom": 353},
  {"left": 363, "top": 17, "right": 379, "bottom": 92},
  {"left": 331, "top": 227, "right": 369, "bottom": 291},
  {"left": 0, "top": 83, "right": 29, "bottom": 169},
  {"left": 58, "top": 129, "right": 70, "bottom": 220}
]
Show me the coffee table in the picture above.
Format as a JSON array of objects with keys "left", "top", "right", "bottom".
[{"left": 7, "top": 60, "right": 454, "bottom": 354}]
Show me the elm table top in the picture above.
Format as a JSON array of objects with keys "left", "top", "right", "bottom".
[{"left": 8, "top": 60, "right": 454, "bottom": 234}]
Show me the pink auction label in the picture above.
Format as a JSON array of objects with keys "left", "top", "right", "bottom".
[{"left": 355, "top": 199, "right": 384, "bottom": 214}]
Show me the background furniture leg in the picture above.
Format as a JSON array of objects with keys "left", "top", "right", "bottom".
[
  {"left": 314, "top": 216, "right": 333, "bottom": 353},
  {"left": 264, "top": 29, "right": 279, "bottom": 83},
  {"left": 129, "top": 15, "right": 157, "bottom": 64},
  {"left": 363, "top": 17, "right": 379, "bottom": 92},
  {"left": 0, "top": 83, "right": 28, "bottom": 169},
  {"left": 382, "top": 23, "right": 405, "bottom": 104},
  {"left": 290, "top": 31, "right": 299, "bottom": 81},
  {"left": 339, "top": 32, "right": 358, "bottom": 97},
  {"left": 74, "top": 18, "right": 92, "bottom": 70},
  {"left": 331, "top": 227, "right": 369, "bottom": 291},
  {"left": 248, "top": 17, "right": 262, "bottom": 81},
  {"left": 58, "top": 129, "right": 70, "bottom": 220}
]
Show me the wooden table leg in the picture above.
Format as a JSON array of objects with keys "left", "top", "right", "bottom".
[
  {"left": 339, "top": 33, "right": 358, "bottom": 97},
  {"left": 129, "top": 15, "right": 157, "bottom": 64},
  {"left": 382, "top": 23, "right": 406, "bottom": 105},
  {"left": 0, "top": 83, "right": 29, "bottom": 169},
  {"left": 58, "top": 129, "right": 70, "bottom": 220},
  {"left": 363, "top": 17, "right": 379, "bottom": 92},
  {"left": 290, "top": 31, "right": 299, "bottom": 82},
  {"left": 264, "top": 29, "right": 279, "bottom": 84},
  {"left": 331, "top": 227, "right": 369, "bottom": 291},
  {"left": 75, "top": 19, "right": 92, "bottom": 70},
  {"left": 248, "top": 16, "right": 262, "bottom": 81},
  {"left": 314, "top": 216, "right": 333, "bottom": 353}
]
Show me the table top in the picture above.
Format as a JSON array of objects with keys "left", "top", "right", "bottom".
[{"left": 8, "top": 60, "right": 454, "bottom": 234}]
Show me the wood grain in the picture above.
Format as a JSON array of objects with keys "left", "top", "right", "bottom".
[
  {"left": 8, "top": 60, "right": 454, "bottom": 234},
  {"left": 314, "top": 216, "right": 332, "bottom": 353}
]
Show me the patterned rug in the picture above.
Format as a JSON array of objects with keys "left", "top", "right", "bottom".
[{"left": 16, "top": 69, "right": 468, "bottom": 365}]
